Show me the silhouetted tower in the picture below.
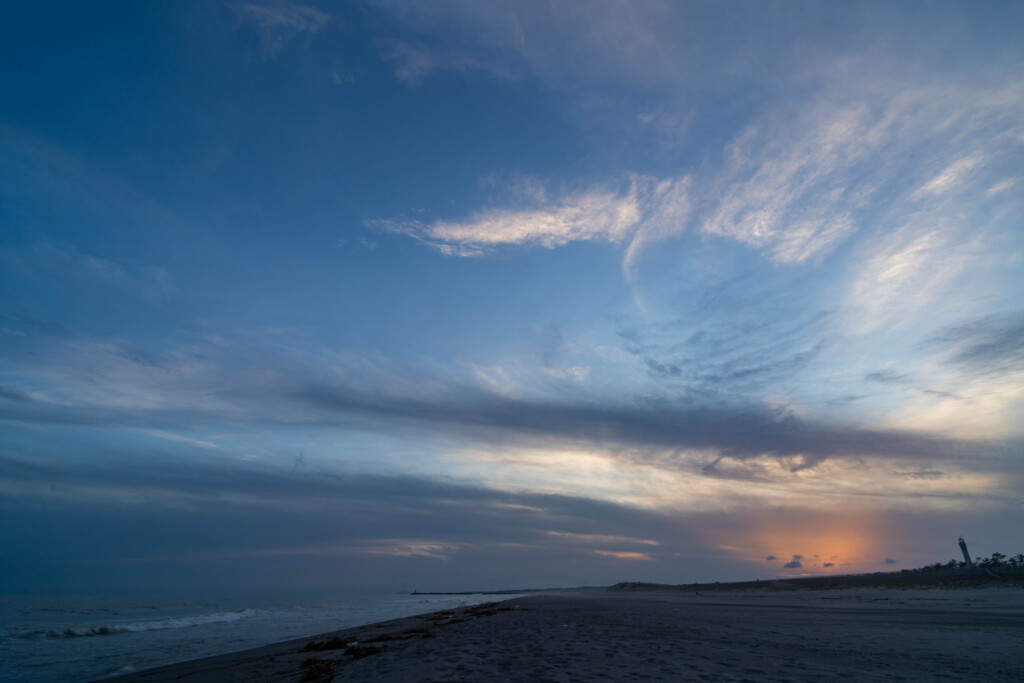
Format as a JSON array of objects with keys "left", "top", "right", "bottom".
[{"left": 958, "top": 536, "right": 973, "bottom": 566}]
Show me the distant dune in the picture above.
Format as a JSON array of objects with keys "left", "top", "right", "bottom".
[{"left": 611, "top": 564, "right": 1024, "bottom": 593}]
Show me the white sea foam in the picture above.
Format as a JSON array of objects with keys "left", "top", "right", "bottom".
[{"left": 57, "top": 608, "right": 261, "bottom": 638}]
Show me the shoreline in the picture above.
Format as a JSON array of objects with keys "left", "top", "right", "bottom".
[{"left": 107, "top": 582, "right": 1024, "bottom": 682}]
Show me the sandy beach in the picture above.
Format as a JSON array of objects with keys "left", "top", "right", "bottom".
[{"left": 108, "top": 584, "right": 1024, "bottom": 682}]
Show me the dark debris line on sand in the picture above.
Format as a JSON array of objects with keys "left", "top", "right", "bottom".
[{"left": 296, "top": 603, "right": 513, "bottom": 682}]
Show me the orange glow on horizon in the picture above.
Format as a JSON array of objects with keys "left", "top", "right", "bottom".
[{"left": 707, "top": 513, "right": 886, "bottom": 575}]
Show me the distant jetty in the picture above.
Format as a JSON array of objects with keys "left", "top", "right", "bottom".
[{"left": 409, "top": 587, "right": 594, "bottom": 596}]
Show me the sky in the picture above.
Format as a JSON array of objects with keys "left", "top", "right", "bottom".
[{"left": 1, "top": 1, "right": 1022, "bottom": 594}]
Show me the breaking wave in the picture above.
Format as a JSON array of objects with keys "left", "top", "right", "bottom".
[{"left": 12, "top": 609, "right": 262, "bottom": 640}]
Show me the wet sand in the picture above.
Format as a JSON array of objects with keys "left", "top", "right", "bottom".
[{"left": 109, "top": 585, "right": 1024, "bottom": 682}]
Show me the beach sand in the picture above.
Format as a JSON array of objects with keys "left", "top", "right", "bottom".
[{"left": 109, "top": 585, "right": 1024, "bottom": 682}]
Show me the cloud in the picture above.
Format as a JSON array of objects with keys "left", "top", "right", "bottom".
[
  {"left": 365, "top": 6, "right": 1008, "bottom": 275},
  {"left": 5, "top": 0, "right": 1024, "bottom": 597},
  {"left": 364, "top": 2, "right": 931, "bottom": 105},
  {"left": 792, "top": 554, "right": 803, "bottom": 560},
  {"left": 987, "top": 177, "right": 1021, "bottom": 196},
  {"left": 5, "top": 361, "right": 1018, "bottom": 519},
  {"left": 27, "top": 240, "right": 176, "bottom": 300},
  {"left": 284, "top": 380, "right": 1021, "bottom": 474},
  {"left": 0, "top": 449, "right": 670, "bottom": 539},
  {"left": 623, "top": 312, "right": 829, "bottom": 397},
  {"left": 847, "top": 223, "right": 965, "bottom": 336},
  {"left": 823, "top": 562, "right": 834, "bottom": 567},
  {"left": 2, "top": 324, "right": 1017, "bottom": 474},
  {"left": 0, "top": 125, "right": 192, "bottom": 268},
  {"left": 900, "top": 469, "right": 945, "bottom": 480},
  {"left": 232, "top": 0, "right": 329, "bottom": 54},
  {"left": 0, "top": 449, "right": 738, "bottom": 591},
  {"left": 543, "top": 366, "right": 591, "bottom": 383},
  {"left": 864, "top": 370, "right": 909, "bottom": 385},
  {"left": 914, "top": 156, "right": 982, "bottom": 198},
  {"left": 370, "top": 175, "right": 693, "bottom": 288},
  {"left": 231, "top": 539, "right": 466, "bottom": 560},
  {"left": 783, "top": 559, "right": 802, "bottom": 569},
  {"left": 380, "top": 39, "right": 518, "bottom": 88},
  {"left": 704, "top": 70, "right": 1022, "bottom": 274},
  {"left": 2, "top": 315, "right": 1020, "bottom": 516},
  {"left": 765, "top": 554, "right": 776, "bottom": 561},
  {"left": 373, "top": 74, "right": 1024, "bottom": 303},
  {"left": 622, "top": 176, "right": 692, "bottom": 277},
  {"left": 381, "top": 41, "right": 441, "bottom": 87},
  {"left": 365, "top": 1, "right": 693, "bottom": 91},
  {"left": 882, "top": 557, "right": 897, "bottom": 564},
  {"left": 546, "top": 531, "right": 659, "bottom": 547},
  {"left": 350, "top": 540, "right": 465, "bottom": 560},
  {"left": 0, "top": 385, "right": 31, "bottom": 402},
  {"left": 593, "top": 550, "right": 654, "bottom": 561},
  {"left": 331, "top": 66, "right": 355, "bottom": 86},
  {"left": 877, "top": 313, "right": 1024, "bottom": 439},
  {"left": 3, "top": 442, "right": 1017, "bottom": 592},
  {"left": 377, "top": 96, "right": 877, "bottom": 264},
  {"left": 699, "top": 101, "right": 873, "bottom": 264},
  {"left": 370, "top": 186, "right": 642, "bottom": 256},
  {"left": 933, "top": 314, "right": 1024, "bottom": 377}
]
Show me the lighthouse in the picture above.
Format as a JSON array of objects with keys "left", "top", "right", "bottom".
[{"left": 958, "top": 536, "right": 973, "bottom": 566}]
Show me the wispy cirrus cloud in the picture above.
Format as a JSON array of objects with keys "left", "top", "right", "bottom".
[
  {"left": 370, "top": 186, "right": 643, "bottom": 256},
  {"left": 373, "top": 74, "right": 1023, "bottom": 278},
  {"left": 846, "top": 221, "right": 966, "bottom": 336},
  {"left": 381, "top": 39, "right": 520, "bottom": 88},
  {"left": 380, "top": 41, "right": 443, "bottom": 88},
  {"left": 362, "top": 0, "right": 1024, "bottom": 293},
  {"left": 368, "top": 175, "right": 692, "bottom": 275},
  {"left": 367, "top": 1, "right": 677, "bottom": 90},
  {"left": 987, "top": 176, "right": 1021, "bottom": 196},
  {"left": 699, "top": 73, "right": 1024, "bottom": 266},
  {"left": 914, "top": 155, "right": 983, "bottom": 198},
  {"left": 231, "top": 0, "right": 329, "bottom": 54},
  {"left": 366, "top": 0, "right": 848, "bottom": 100},
  {"left": 699, "top": 100, "right": 873, "bottom": 265}
]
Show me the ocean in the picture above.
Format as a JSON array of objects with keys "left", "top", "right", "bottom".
[{"left": 0, "top": 592, "right": 506, "bottom": 681}]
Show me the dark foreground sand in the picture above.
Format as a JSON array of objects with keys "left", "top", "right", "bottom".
[{"left": 109, "top": 586, "right": 1024, "bottom": 682}]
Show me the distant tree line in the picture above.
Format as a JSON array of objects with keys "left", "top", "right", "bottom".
[{"left": 919, "top": 552, "right": 1024, "bottom": 571}]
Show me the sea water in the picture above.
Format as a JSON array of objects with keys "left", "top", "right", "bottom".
[{"left": 0, "top": 592, "right": 505, "bottom": 681}]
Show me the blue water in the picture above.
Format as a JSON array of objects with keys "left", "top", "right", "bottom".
[{"left": 0, "top": 593, "right": 506, "bottom": 681}]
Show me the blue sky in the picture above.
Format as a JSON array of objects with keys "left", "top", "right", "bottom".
[{"left": 1, "top": 1, "right": 1022, "bottom": 593}]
